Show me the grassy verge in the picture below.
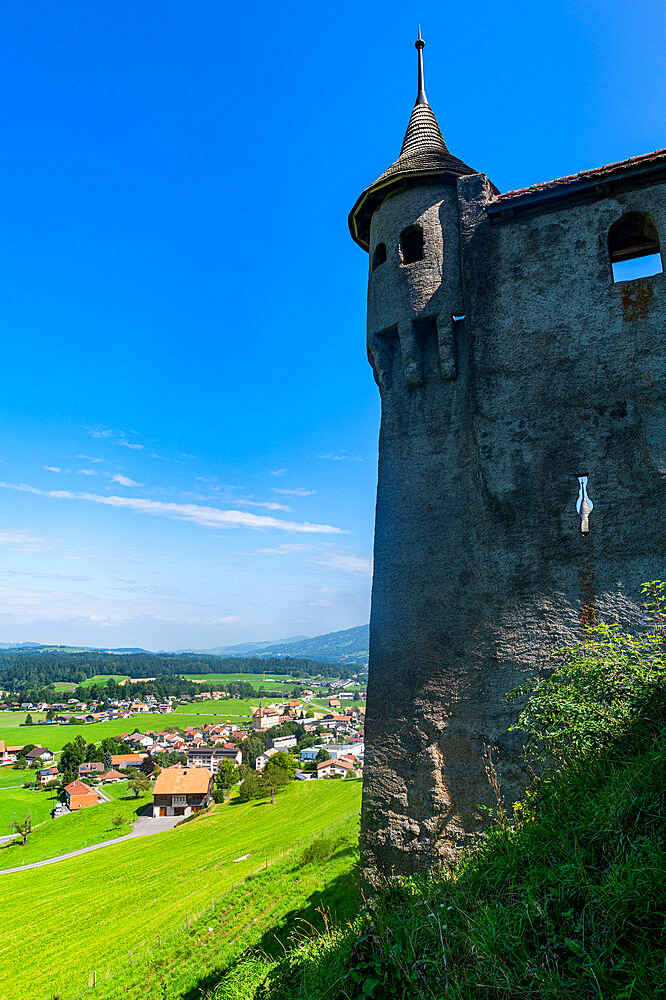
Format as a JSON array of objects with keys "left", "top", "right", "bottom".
[
  {"left": 0, "top": 778, "right": 361, "bottom": 999},
  {"left": 0, "top": 784, "right": 152, "bottom": 867},
  {"left": 220, "top": 595, "right": 666, "bottom": 1000},
  {"left": 0, "top": 785, "right": 58, "bottom": 833}
]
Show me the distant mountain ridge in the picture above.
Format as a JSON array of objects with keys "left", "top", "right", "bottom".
[
  {"left": 0, "top": 625, "right": 370, "bottom": 667},
  {"left": 204, "top": 624, "right": 369, "bottom": 666}
]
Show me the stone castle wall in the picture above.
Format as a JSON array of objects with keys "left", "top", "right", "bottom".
[{"left": 361, "top": 170, "right": 666, "bottom": 879}]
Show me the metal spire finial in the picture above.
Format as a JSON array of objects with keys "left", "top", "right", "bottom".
[{"left": 415, "top": 26, "right": 427, "bottom": 106}]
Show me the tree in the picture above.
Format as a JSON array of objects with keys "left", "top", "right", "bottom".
[
  {"left": 316, "top": 748, "right": 331, "bottom": 763},
  {"left": 216, "top": 759, "right": 238, "bottom": 794},
  {"left": 262, "top": 762, "right": 290, "bottom": 803},
  {"left": 270, "top": 750, "right": 296, "bottom": 777},
  {"left": 238, "top": 772, "right": 262, "bottom": 802},
  {"left": 15, "top": 813, "right": 32, "bottom": 846},
  {"left": 24, "top": 714, "right": 33, "bottom": 726},
  {"left": 128, "top": 775, "right": 150, "bottom": 798},
  {"left": 103, "top": 750, "right": 112, "bottom": 770},
  {"left": 60, "top": 736, "right": 87, "bottom": 778},
  {"left": 240, "top": 735, "right": 265, "bottom": 770},
  {"left": 110, "top": 814, "right": 126, "bottom": 831}
]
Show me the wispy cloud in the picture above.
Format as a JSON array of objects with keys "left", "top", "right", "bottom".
[
  {"left": 318, "top": 451, "right": 362, "bottom": 462},
  {"left": 0, "top": 529, "right": 57, "bottom": 554},
  {"left": 75, "top": 455, "right": 103, "bottom": 463},
  {"left": 272, "top": 488, "right": 316, "bottom": 497},
  {"left": 110, "top": 474, "right": 142, "bottom": 487},
  {"left": 317, "top": 553, "right": 373, "bottom": 575},
  {"left": 0, "top": 482, "right": 345, "bottom": 535},
  {"left": 258, "top": 543, "right": 313, "bottom": 555},
  {"left": 236, "top": 499, "right": 290, "bottom": 511},
  {"left": 43, "top": 466, "right": 61, "bottom": 473},
  {"left": 270, "top": 469, "right": 287, "bottom": 476},
  {"left": 78, "top": 469, "right": 98, "bottom": 476},
  {"left": 88, "top": 428, "right": 144, "bottom": 450}
]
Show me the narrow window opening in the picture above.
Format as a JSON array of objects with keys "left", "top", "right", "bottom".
[
  {"left": 576, "top": 476, "right": 593, "bottom": 534},
  {"left": 400, "top": 226, "right": 424, "bottom": 264},
  {"left": 372, "top": 243, "right": 387, "bottom": 270},
  {"left": 609, "top": 212, "right": 662, "bottom": 283}
]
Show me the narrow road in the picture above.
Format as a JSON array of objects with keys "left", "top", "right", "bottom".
[{"left": 0, "top": 809, "right": 181, "bottom": 875}]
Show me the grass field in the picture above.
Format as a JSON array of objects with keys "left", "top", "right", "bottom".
[
  {"left": 174, "top": 698, "right": 263, "bottom": 719},
  {"left": 0, "top": 768, "right": 29, "bottom": 790},
  {"left": 0, "top": 781, "right": 152, "bottom": 867},
  {"left": 0, "top": 778, "right": 362, "bottom": 999},
  {"left": 0, "top": 785, "right": 58, "bottom": 834},
  {"left": 0, "top": 710, "right": 254, "bottom": 753},
  {"left": 180, "top": 671, "right": 299, "bottom": 689}
]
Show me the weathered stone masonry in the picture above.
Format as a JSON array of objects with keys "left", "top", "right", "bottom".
[{"left": 350, "top": 35, "right": 666, "bottom": 880}]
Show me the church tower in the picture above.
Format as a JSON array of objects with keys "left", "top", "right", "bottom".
[{"left": 349, "top": 32, "right": 666, "bottom": 880}]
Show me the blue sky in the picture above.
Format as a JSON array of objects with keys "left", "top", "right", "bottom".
[{"left": 0, "top": 1, "right": 663, "bottom": 649}]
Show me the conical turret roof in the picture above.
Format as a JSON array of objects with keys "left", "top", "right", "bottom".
[{"left": 349, "top": 31, "right": 480, "bottom": 250}]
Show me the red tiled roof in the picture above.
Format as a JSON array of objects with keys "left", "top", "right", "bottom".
[
  {"left": 494, "top": 148, "right": 666, "bottom": 206},
  {"left": 65, "top": 780, "right": 96, "bottom": 796}
]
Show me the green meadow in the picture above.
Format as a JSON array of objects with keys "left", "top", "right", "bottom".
[
  {"left": 0, "top": 778, "right": 362, "bottom": 1000},
  {"left": 0, "top": 709, "right": 256, "bottom": 754},
  {"left": 0, "top": 781, "right": 152, "bottom": 868},
  {"left": 0, "top": 785, "right": 58, "bottom": 833},
  {"left": 180, "top": 671, "right": 299, "bottom": 689},
  {"left": 174, "top": 697, "right": 263, "bottom": 719}
]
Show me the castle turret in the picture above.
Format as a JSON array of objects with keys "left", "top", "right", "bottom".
[
  {"left": 350, "top": 29, "right": 481, "bottom": 389},
  {"left": 349, "top": 33, "right": 666, "bottom": 882}
]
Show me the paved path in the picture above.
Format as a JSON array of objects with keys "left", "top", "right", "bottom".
[{"left": 0, "top": 808, "right": 182, "bottom": 875}]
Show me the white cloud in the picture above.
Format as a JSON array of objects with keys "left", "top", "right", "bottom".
[
  {"left": 318, "top": 451, "right": 362, "bottom": 462},
  {"left": 270, "top": 469, "right": 287, "bottom": 476},
  {"left": 43, "top": 466, "right": 61, "bottom": 473},
  {"left": 89, "top": 428, "right": 114, "bottom": 439},
  {"left": 78, "top": 469, "right": 98, "bottom": 476},
  {"left": 317, "top": 553, "right": 373, "bottom": 575},
  {"left": 236, "top": 499, "right": 290, "bottom": 511},
  {"left": 118, "top": 441, "right": 143, "bottom": 451},
  {"left": 258, "top": 543, "right": 313, "bottom": 555},
  {"left": 110, "top": 474, "right": 141, "bottom": 487},
  {"left": 0, "top": 482, "right": 345, "bottom": 535},
  {"left": 75, "top": 455, "right": 103, "bottom": 463},
  {"left": 272, "top": 489, "right": 316, "bottom": 497},
  {"left": 0, "top": 529, "right": 56, "bottom": 553}
]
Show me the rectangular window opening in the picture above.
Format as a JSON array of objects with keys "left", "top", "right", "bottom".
[{"left": 612, "top": 252, "right": 663, "bottom": 284}]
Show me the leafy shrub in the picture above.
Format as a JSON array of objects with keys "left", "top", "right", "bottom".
[{"left": 298, "top": 836, "right": 336, "bottom": 868}]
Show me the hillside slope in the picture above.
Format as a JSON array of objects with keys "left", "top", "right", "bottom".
[{"left": 211, "top": 624, "right": 369, "bottom": 667}]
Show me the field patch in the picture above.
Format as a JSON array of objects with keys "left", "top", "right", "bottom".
[
  {"left": 0, "top": 778, "right": 361, "bottom": 999},
  {"left": 0, "top": 785, "right": 58, "bottom": 834},
  {"left": 180, "top": 671, "right": 299, "bottom": 690}
]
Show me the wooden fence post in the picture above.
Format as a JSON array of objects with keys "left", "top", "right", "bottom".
[
  {"left": 130, "top": 949, "right": 133, "bottom": 967},
  {"left": 93, "top": 970, "right": 96, "bottom": 987},
  {"left": 186, "top": 911, "right": 189, "bottom": 929}
]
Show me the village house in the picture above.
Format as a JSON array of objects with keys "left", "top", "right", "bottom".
[
  {"left": 255, "top": 747, "right": 279, "bottom": 771},
  {"left": 316, "top": 758, "right": 356, "bottom": 778},
  {"left": 186, "top": 746, "right": 242, "bottom": 772},
  {"left": 25, "top": 746, "right": 54, "bottom": 764},
  {"left": 36, "top": 765, "right": 58, "bottom": 786},
  {"left": 152, "top": 765, "right": 213, "bottom": 818},
  {"left": 252, "top": 707, "right": 282, "bottom": 731},
  {"left": 64, "top": 779, "right": 101, "bottom": 810},
  {"left": 79, "top": 761, "right": 104, "bottom": 777},
  {"left": 267, "top": 734, "right": 297, "bottom": 751},
  {"left": 99, "top": 769, "right": 126, "bottom": 783},
  {"left": 111, "top": 753, "right": 148, "bottom": 770}
]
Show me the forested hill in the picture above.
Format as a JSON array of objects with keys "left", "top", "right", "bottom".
[
  {"left": 0, "top": 651, "right": 354, "bottom": 693},
  {"left": 211, "top": 624, "right": 369, "bottom": 666}
]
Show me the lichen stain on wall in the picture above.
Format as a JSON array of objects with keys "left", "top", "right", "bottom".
[{"left": 622, "top": 279, "right": 654, "bottom": 322}]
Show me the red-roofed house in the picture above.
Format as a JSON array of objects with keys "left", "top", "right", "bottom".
[{"left": 64, "top": 780, "right": 100, "bottom": 810}]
